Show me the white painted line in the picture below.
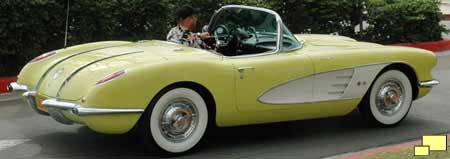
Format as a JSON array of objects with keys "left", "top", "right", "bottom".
[{"left": 0, "top": 139, "right": 30, "bottom": 151}]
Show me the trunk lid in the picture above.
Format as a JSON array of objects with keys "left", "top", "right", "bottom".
[
  {"left": 37, "top": 40, "right": 220, "bottom": 100},
  {"left": 38, "top": 46, "right": 165, "bottom": 100}
]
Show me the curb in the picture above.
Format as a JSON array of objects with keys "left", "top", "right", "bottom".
[
  {"left": 0, "top": 77, "right": 17, "bottom": 94},
  {"left": 0, "top": 93, "right": 21, "bottom": 102},
  {"left": 324, "top": 134, "right": 450, "bottom": 159}
]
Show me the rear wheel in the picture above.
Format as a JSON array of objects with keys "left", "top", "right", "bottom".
[
  {"left": 139, "top": 87, "right": 209, "bottom": 154},
  {"left": 359, "top": 70, "right": 413, "bottom": 126}
]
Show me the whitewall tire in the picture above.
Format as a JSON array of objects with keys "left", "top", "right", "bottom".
[
  {"left": 360, "top": 70, "right": 413, "bottom": 126},
  {"left": 139, "top": 87, "right": 209, "bottom": 154}
]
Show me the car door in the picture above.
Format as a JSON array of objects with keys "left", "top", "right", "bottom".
[
  {"left": 208, "top": 6, "right": 315, "bottom": 112},
  {"left": 226, "top": 51, "right": 314, "bottom": 112}
]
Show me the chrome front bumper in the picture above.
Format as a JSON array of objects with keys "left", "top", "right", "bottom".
[
  {"left": 8, "top": 82, "right": 144, "bottom": 125},
  {"left": 419, "top": 79, "right": 440, "bottom": 88}
]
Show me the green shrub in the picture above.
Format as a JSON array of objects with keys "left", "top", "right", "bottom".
[
  {"left": 0, "top": 0, "right": 447, "bottom": 76},
  {"left": 281, "top": 0, "right": 365, "bottom": 37},
  {"left": 359, "top": 0, "right": 448, "bottom": 44},
  {"left": 0, "top": 0, "right": 67, "bottom": 76},
  {"left": 0, "top": 0, "right": 174, "bottom": 76}
]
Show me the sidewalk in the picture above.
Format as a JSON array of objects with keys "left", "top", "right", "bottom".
[{"left": 437, "top": 49, "right": 450, "bottom": 57}]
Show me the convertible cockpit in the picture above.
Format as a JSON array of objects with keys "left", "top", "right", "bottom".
[{"left": 205, "top": 6, "right": 302, "bottom": 56}]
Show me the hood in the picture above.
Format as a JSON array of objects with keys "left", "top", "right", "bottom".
[{"left": 295, "top": 34, "right": 382, "bottom": 49}]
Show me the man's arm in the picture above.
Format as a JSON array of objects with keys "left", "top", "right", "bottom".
[
  {"left": 166, "top": 27, "right": 182, "bottom": 43},
  {"left": 195, "top": 32, "right": 211, "bottom": 39}
]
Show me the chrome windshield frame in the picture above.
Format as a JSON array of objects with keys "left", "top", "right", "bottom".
[{"left": 208, "top": 5, "right": 295, "bottom": 58}]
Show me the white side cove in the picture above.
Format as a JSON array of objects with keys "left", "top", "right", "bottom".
[
  {"left": 341, "top": 64, "right": 388, "bottom": 98},
  {"left": 258, "top": 76, "right": 314, "bottom": 104},
  {"left": 258, "top": 64, "right": 388, "bottom": 104}
]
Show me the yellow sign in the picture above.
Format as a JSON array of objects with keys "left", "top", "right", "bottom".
[
  {"left": 414, "top": 135, "right": 448, "bottom": 156},
  {"left": 414, "top": 146, "right": 429, "bottom": 156}
]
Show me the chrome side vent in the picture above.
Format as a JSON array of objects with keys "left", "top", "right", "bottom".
[
  {"left": 313, "top": 68, "right": 355, "bottom": 102},
  {"left": 328, "top": 71, "right": 354, "bottom": 95},
  {"left": 335, "top": 75, "right": 352, "bottom": 80},
  {"left": 328, "top": 91, "right": 345, "bottom": 94},
  {"left": 332, "top": 83, "right": 349, "bottom": 88}
]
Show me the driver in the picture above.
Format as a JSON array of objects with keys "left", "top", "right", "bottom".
[{"left": 166, "top": 5, "right": 210, "bottom": 48}]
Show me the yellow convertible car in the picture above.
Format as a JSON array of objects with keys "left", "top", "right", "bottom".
[{"left": 8, "top": 5, "right": 439, "bottom": 154}]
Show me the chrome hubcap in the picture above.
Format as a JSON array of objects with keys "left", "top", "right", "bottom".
[
  {"left": 160, "top": 98, "right": 198, "bottom": 142},
  {"left": 375, "top": 79, "right": 404, "bottom": 116}
]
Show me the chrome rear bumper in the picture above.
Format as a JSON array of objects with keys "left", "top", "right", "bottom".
[
  {"left": 41, "top": 99, "right": 145, "bottom": 116},
  {"left": 8, "top": 82, "right": 145, "bottom": 125},
  {"left": 7, "top": 82, "right": 48, "bottom": 115},
  {"left": 41, "top": 99, "right": 144, "bottom": 125},
  {"left": 419, "top": 79, "right": 440, "bottom": 88}
]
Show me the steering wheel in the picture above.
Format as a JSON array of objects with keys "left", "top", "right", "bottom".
[{"left": 211, "top": 24, "right": 230, "bottom": 48}]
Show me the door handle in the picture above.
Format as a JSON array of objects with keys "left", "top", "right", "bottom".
[
  {"left": 238, "top": 66, "right": 255, "bottom": 79},
  {"left": 238, "top": 66, "right": 255, "bottom": 72}
]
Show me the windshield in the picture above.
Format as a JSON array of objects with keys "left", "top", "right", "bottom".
[
  {"left": 209, "top": 7, "right": 278, "bottom": 56},
  {"left": 208, "top": 6, "right": 300, "bottom": 56}
]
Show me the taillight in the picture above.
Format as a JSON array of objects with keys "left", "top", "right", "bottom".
[
  {"left": 96, "top": 70, "right": 127, "bottom": 85},
  {"left": 29, "top": 51, "right": 57, "bottom": 63}
]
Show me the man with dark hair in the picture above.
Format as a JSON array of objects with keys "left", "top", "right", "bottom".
[{"left": 166, "top": 5, "right": 210, "bottom": 48}]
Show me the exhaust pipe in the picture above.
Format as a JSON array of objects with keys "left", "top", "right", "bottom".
[
  {"left": 6, "top": 84, "right": 13, "bottom": 92},
  {"left": 7, "top": 82, "right": 29, "bottom": 92}
]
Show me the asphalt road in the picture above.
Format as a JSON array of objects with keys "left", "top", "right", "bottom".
[{"left": 0, "top": 55, "right": 449, "bottom": 159}]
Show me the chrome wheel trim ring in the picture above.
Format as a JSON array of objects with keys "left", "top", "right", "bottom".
[
  {"left": 159, "top": 98, "right": 199, "bottom": 143},
  {"left": 375, "top": 78, "right": 405, "bottom": 116}
]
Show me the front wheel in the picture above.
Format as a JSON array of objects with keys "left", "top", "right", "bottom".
[
  {"left": 139, "top": 87, "right": 209, "bottom": 154},
  {"left": 359, "top": 70, "right": 413, "bottom": 126}
]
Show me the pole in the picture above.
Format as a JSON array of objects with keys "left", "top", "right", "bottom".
[{"left": 64, "top": 0, "right": 70, "bottom": 48}]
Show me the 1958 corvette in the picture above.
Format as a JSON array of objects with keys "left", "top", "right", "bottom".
[{"left": 8, "top": 5, "right": 439, "bottom": 154}]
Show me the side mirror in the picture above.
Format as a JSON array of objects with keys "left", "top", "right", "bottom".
[{"left": 202, "top": 25, "right": 209, "bottom": 32}]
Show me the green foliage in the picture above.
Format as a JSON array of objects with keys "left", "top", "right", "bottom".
[
  {"left": 281, "top": 0, "right": 365, "bottom": 37},
  {"left": 0, "top": 0, "right": 447, "bottom": 76},
  {"left": 360, "top": 0, "right": 448, "bottom": 44},
  {"left": 0, "top": 0, "right": 67, "bottom": 76}
]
